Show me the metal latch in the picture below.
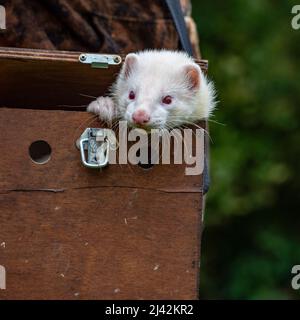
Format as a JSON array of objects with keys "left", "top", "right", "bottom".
[
  {"left": 76, "top": 128, "right": 115, "bottom": 169},
  {"left": 79, "top": 53, "right": 122, "bottom": 68}
]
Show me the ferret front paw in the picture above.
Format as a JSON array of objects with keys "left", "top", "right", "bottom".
[{"left": 87, "top": 96, "right": 116, "bottom": 123}]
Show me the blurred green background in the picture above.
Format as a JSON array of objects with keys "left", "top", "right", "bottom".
[{"left": 192, "top": 0, "right": 300, "bottom": 299}]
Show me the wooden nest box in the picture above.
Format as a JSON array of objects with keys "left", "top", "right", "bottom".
[{"left": 0, "top": 47, "right": 208, "bottom": 299}]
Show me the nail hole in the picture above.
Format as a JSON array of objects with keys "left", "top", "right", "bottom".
[{"left": 29, "top": 140, "right": 52, "bottom": 164}]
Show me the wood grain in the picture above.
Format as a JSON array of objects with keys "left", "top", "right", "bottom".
[{"left": 0, "top": 108, "right": 204, "bottom": 300}]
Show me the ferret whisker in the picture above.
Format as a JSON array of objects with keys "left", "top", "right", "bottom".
[
  {"left": 168, "top": 123, "right": 191, "bottom": 156},
  {"left": 111, "top": 121, "right": 118, "bottom": 131},
  {"left": 167, "top": 119, "right": 213, "bottom": 144},
  {"left": 79, "top": 93, "right": 98, "bottom": 99},
  {"left": 72, "top": 114, "right": 99, "bottom": 143},
  {"left": 56, "top": 104, "right": 87, "bottom": 108},
  {"left": 208, "top": 119, "right": 226, "bottom": 126}
]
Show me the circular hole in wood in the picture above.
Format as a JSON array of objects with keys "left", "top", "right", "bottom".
[{"left": 29, "top": 140, "right": 52, "bottom": 164}]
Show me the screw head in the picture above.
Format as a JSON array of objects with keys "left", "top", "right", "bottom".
[
  {"left": 114, "top": 56, "right": 121, "bottom": 64},
  {"left": 80, "top": 54, "right": 87, "bottom": 62}
]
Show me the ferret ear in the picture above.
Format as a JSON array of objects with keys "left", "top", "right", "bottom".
[
  {"left": 184, "top": 64, "right": 201, "bottom": 90},
  {"left": 123, "top": 53, "right": 139, "bottom": 78}
]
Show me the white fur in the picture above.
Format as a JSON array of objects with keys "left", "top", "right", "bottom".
[{"left": 87, "top": 50, "right": 215, "bottom": 129}]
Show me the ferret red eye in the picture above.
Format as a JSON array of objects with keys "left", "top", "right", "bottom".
[
  {"left": 162, "top": 95, "right": 172, "bottom": 105},
  {"left": 129, "top": 91, "right": 135, "bottom": 100}
]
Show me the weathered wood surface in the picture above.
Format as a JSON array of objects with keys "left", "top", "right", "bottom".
[{"left": 0, "top": 108, "right": 203, "bottom": 300}]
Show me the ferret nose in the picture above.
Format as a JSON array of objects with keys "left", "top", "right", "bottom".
[{"left": 132, "top": 110, "right": 150, "bottom": 125}]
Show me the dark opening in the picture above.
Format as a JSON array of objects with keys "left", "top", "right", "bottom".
[{"left": 29, "top": 140, "right": 52, "bottom": 164}]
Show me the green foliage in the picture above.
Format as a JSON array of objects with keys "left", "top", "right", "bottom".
[{"left": 192, "top": 0, "right": 300, "bottom": 299}]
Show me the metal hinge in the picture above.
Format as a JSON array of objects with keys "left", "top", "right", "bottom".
[
  {"left": 78, "top": 53, "right": 122, "bottom": 69},
  {"left": 76, "top": 128, "right": 116, "bottom": 169}
]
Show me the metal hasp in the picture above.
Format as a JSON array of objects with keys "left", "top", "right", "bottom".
[
  {"left": 76, "top": 128, "right": 113, "bottom": 169},
  {"left": 78, "top": 53, "right": 122, "bottom": 68}
]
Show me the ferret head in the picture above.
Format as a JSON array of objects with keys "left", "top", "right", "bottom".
[{"left": 114, "top": 50, "right": 213, "bottom": 130}]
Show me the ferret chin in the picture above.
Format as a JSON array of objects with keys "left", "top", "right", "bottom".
[{"left": 87, "top": 50, "right": 216, "bottom": 130}]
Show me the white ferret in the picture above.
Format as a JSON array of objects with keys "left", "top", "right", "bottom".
[{"left": 87, "top": 50, "right": 215, "bottom": 129}]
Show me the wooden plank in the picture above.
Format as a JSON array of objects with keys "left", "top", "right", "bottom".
[
  {"left": 0, "top": 190, "right": 201, "bottom": 300},
  {"left": 0, "top": 108, "right": 203, "bottom": 300},
  {"left": 0, "top": 47, "right": 208, "bottom": 69},
  {"left": 0, "top": 108, "right": 204, "bottom": 192}
]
